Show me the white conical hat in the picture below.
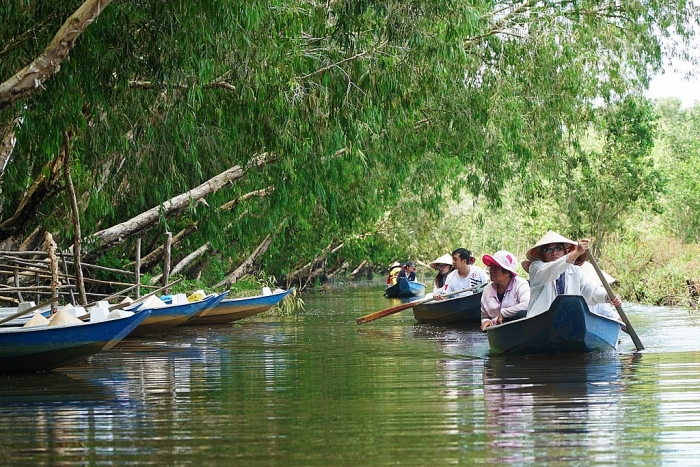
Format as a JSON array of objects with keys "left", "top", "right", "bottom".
[
  {"left": 429, "top": 254, "right": 453, "bottom": 270},
  {"left": 526, "top": 231, "right": 578, "bottom": 261},
  {"left": 48, "top": 310, "right": 84, "bottom": 326},
  {"left": 23, "top": 312, "right": 50, "bottom": 328}
]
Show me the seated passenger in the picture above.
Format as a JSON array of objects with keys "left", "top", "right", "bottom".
[
  {"left": 387, "top": 261, "right": 402, "bottom": 286},
  {"left": 435, "top": 248, "right": 488, "bottom": 300},
  {"left": 429, "top": 254, "right": 454, "bottom": 295},
  {"left": 480, "top": 250, "right": 530, "bottom": 331},
  {"left": 397, "top": 261, "right": 417, "bottom": 281}
]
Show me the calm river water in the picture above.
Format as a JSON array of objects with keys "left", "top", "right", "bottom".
[{"left": 1, "top": 285, "right": 700, "bottom": 466}]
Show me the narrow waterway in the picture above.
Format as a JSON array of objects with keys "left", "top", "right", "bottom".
[{"left": 1, "top": 285, "right": 699, "bottom": 466}]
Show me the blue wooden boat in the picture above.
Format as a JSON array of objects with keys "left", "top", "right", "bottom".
[
  {"left": 485, "top": 295, "right": 623, "bottom": 356},
  {"left": 412, "top": 291, "right": 483, "bottom": 324},
  {"left": 128, "top": 291, "right": 228, "bottom": 336},
  {"left": 0, "top": 309, "right": 151, "bottom": 373},
  {"left": 384, "top": 277, "right": 426, "bottom": 298},
  {"left": 186, "top": 288, "right": 295, "bottom": 325}
]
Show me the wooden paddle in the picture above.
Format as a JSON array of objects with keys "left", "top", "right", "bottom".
[
  {"left": 587, "top": 251, "right": 644, "bottom": 351},
  {"left": 356, "top": 284, "right": 486, "bottom": 325},
  {"left": 0, "top": 297, "right": 60, "bottom": 326}
]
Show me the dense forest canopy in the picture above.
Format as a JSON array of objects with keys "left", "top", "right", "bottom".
[{"left": 1, "top": 0, "right": 699, "bottom": 289}]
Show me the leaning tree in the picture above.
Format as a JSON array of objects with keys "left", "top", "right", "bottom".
[{"left": 1, "top": 0, "right": 698, "bottom": 287}]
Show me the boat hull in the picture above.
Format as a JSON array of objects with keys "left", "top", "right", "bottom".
[
  {"left": 0, "top": 309, "right": 151, "bottom": 373},
  {"left": 130, "top": 293, "right": 227, "bottom": 336},
  {"left": 187, "top": 288, "right": 295, "bottom": 325},
  {"left": 412, "top": 292, "right": 482, "bottom": 324},
  {"left": 486, "top": 295, "right": 622, "bottom": 356},
  {"left": 384, "top": 277, "right": 426, "bottom": 298}
]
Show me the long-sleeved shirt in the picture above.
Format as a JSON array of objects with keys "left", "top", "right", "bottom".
[
  {"left": 480, "top": 276, "right": 530, "bottom": 325},
  {"left": 527, "top": 256, "right": 608, "bottom": 317}
]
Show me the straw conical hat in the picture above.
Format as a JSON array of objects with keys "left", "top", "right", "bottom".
[
  {"left": 48, "top": 309, "right": 84, "bottom": 326},
  {"left": 23, "top": 312, "right": 50, "bottom": 328},
  {"left": 526, "top": 231, "right": 577, "bottom": 261},
  {"left": 429, "top": 254, "right": 453, "bottom": 270}
]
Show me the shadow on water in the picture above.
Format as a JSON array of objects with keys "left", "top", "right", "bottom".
[{"left": 0, "top": 371, "right": 114, "bottom": 405}]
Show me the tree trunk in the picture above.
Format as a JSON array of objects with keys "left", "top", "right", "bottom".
[
  {"left": 0, "top": 0, "right": 114, "bottom": 110},
  {"left": 88, "top": 154, "right": 271, "bottom": 252},
  {"left": 0, "top": 152, "right": 64, "bottom": 240},
  {"left": 19, "top": 226, "right": 46, "bottom": 252},
  {"left": 220, "top": 186, "right": 275, "bottom": 212},
  {"left": 214, "top": 235, "right": 272, "bottom": 288},
  {"left": 0, "top": 118, "right": 16, "bottom": 187},
  {"left": 348, "top": 260, "right": 367, "bottom": 278},
  {"left": 135, "top": 238, "right": 141, "bottom": 299},
  {"left": 45, "top": 232, "right": 59, "bottom": 314}
]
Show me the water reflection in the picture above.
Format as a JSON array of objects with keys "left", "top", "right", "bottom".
[
  {"left": 1, "top": 287, "right": 700, "bottom": 465},
  {"left": 480, "top": 353, "right": 627, "bottom": 463}
]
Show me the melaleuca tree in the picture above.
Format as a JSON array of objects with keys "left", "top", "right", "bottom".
[{"left": 1, "top": 0, "right": 698, "bottom": 282}]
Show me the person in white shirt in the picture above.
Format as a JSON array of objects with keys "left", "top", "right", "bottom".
[
  {"left": 435, "top": 248, "right": 488, "bottom": 300},
  {"left": 429, "top": 254, "right": 454, "bottom": 295},
  {"left": 526, "top": 231, "right": 621, "bottom": 317}
]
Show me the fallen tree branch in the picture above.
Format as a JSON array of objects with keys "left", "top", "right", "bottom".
[
  {"left": 0, "top": 149, "right": 65, "bottom": 240},
  {"left": 88, "top": 153, "right": 272, "bottom": 252},
  {"left": 214, "top": 234, "right": 272, "bottom": 288},
  {"left": 149, "top": 241, "right": 210, "bottom": 284}
]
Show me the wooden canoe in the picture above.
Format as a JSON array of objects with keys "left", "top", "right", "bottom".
[
  {"left": 412, "top": 291, "right": 483, "bottom": 324},
  {"left": 384, "top": 277, "right": 426, "bottom": 298},
  {"left": 186, "top": 288, "right": 295, "bottom": 325},
  {"left": 485, "top": 295, "right": 623, "bottom": 356},
  {"left": 0, "top": 309, "right": 151, "bottom": 373},
  {"left": 128, "top": 291, "right": 228, "bottom": 336}
]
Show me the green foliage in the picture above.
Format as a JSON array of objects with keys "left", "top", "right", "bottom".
[
  {"left": 556, "top": 96, "right": 665, "bottom": 251},
  {"left": 653, "top": 99, "right": 700, "bottom": 242},
  {"left": 1, "top": 0, "right": 699, "bottom": 288}
]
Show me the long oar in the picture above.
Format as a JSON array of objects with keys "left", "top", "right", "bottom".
[
  {"left": 357, "top": 284, "right": 486, "bottom": 325},
  {"left": 0, "top": 297, "right": 60, "bottom": 326},
  {"left": 587, "top": 251, "right": 644, "bottom": 351}
]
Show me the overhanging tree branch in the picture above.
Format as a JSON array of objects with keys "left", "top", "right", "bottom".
[
  {"left": 87, "top": 153, "right": 273, "bottom": 251},
  {"left": 0, "top": 0, "right": 112, "bottom": 110}
]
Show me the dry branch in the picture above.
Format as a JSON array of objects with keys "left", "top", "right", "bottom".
[
  {"left": 0, "top": 0, "right": 113, "bottom": 109},
  {"left": 214, "top": 235, "right": 272, "bottom": 288},
  {"left": 149, "top": 241, "right": 210, "bottom": 284},
  {"left": 0, "top": 151, "right": 64, "bottom": 240},
  {"left": 88, "top": 154, "right": 271, "bottom": 252}
]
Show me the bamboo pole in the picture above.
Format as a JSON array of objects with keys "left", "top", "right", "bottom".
[
  {"left": 135, "top": 238, "right": 141, "bottom": 299},
  {"left": 61, "top": 254, "right": 76, "bottom": 306},
  {"left": 162, "top": 232, "right": 172, "bottom": 294},
  {"left": 13, "top": 266, "right": 22, "bottom": 302}
]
